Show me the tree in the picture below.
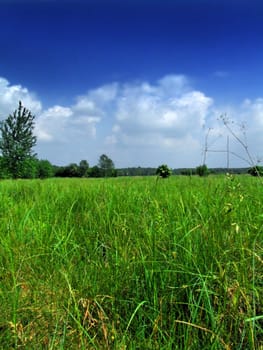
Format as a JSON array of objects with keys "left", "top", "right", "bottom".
[
  {"left": 156, "top": 164, "right": 172, "bottom": 178},
  {"left": 98, "top": 154, "right": 116, "bottom": 177},
  {"left": 196, "top": 164, "right": 209, "bottom": 177},
  {"left": 53, "top": 163, "right": 80, "bottom": 177},
  {"left": 37, "top": 159, "right": 54, "bottom": 179},
  {"left": 0, "top": 101, "right": 37, "bottom": 178},
  {"left": 79, "top": 160, "right": 89, "bottom": 177},
  {"left": 88, "top": 165, "right": 102, "bottom": 178},
  {"left": 65, "top": 163, "right": 80, "bottom": 177}
]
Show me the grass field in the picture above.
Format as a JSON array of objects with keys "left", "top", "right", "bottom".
[{"left": 0, "top": 175, "right": 262, "bottom": 349}]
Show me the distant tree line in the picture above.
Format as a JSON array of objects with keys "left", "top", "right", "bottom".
[
  {"left": 0, "top": 102, "right": 261, "bottom": 179},
  {"left": 173, "top": 167, "right": 254, "bottom": 176},
  {"left": 117, "top": 167, "right": 157, "bottom": 176},
  {"left": 53, "top": 155, "right": 117, "bottom": 178}
]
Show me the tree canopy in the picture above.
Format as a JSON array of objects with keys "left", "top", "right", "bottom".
[
  {"left": 98, "top": 154, "right": 116, "bottom": 177},
  {"left": 196, "top": 164, "right": 209, "bottom": 177}
]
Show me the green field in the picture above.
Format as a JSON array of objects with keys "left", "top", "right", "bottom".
[{"left": 0, "top": 175, "right": 262, "bottom": 349}]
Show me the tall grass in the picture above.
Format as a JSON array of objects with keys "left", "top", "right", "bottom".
[{"left": 0, "top": 175, "right": 262, "bottom": 349}]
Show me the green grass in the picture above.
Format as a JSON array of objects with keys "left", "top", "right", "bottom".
[{"left": 0, "top": 175, "right": 262, "bottom": 349}]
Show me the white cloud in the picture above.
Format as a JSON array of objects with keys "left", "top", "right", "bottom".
[
  {"left": 0, "top": 77, "right": 103, "bottom": 164},
  {"left": 35, "top": 106, "right": 73, "bottom": 141},
  {"left": 73, "top": 98, "right": 96, "bottom": 113},
  {"left": 157, "top": 74, "right": 190, "bottom": 96},
  {"left": 110, "top": 76, "right": 213, "bottom": 148},
  {"left": 88, "top": 83, "right": 118, "bottom": 103},
  {"left": 242, "top": 98, "right": 263, "bottom": 127},
  {"left": 36, "top": 102, "right": 101, "bottom": 143},
  {"left": 0, "top": 77, "right": 42, "bottom": 119},
  {"left": 1, "top": 74, "right": 263, "bottom": 167}
]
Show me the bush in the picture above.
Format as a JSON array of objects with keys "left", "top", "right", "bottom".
[
  {"left": 248, "top": 165, "right": 263, "bottom": 177},
  {"left": 156, "top": 164, "right": 172, "bottom": 179}
]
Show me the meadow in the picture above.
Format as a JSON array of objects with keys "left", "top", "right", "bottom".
[{"left": 0, "top": 175, "right": 262, "bottom": 349}]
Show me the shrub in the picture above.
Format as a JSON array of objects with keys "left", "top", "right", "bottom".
[
  {"left": 248, "top": 165, "right": 263, "bottom": 177},
  {"left": 156, "top": 164, "right": 172, "bottom": 178}
]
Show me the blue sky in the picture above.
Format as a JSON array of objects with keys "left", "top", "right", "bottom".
[{"left": 0, "top": 0, "right": 263, "bottom": 168}]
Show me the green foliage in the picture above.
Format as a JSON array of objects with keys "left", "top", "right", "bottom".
[
  {"left": 196, "top": 164, "right": 209, "bottom": 177},
  {"left": 79, "top": 159, "right": 89, "bottom": 177},
  {"left": 98, "top": 154, "right": 116, "bottom": 177},
  {"left": 53, "top": 156, "right": 116, "bottom": 178},
  {"left": 0, "top": 101, "right": 37, "bottom": 178},
  {"left": 53, "top": 165, "right": 67, "bottom": 177},
  {"left": 19, "top": 157, "right": 38, "bottom": 179},
  {"left": 117, "top": 166, "right": 157, "bottom": 176},
  {"left": 66, "top": 163, "right": 80, "bottom": 177},
  {"left": 37, "top": 159, "right": 54, "bottom": 178},
  {"left": 0, "top": 156, "right": 11, "bottom": 178},
  {"left": 53, "top": 160, "right": 90, "bottom": 178},
  {"left": 88, "top": 165, "right": 102, "bottom": 177},
  {"left": 248, "top": 165, "right": 263, "bottom": 177},
  {"left": 156, "top": 164, "right": 172, "bottom": 178},
  {"left": 54, "top": 163, "right": 80, "bottom": 177}
]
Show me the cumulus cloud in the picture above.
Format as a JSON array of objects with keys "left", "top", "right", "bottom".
[
  {"left": 1, "top": 74, "right": 263, "bottom": 167},
  {"left": 242, "top": 98, "right": 263, "bottom": 127},
  {"left": 109, "top": 76, "right": 213, "bottom": 150},
  {"left": 35, "top": 106, "right": 73, "bottom": 141},
  {"left": 36, "top": 103, "right": 101, "bottom": 143},
  {"left": 0, "top": 77, "right": 42, "bottom": 119},
  {"left": 0, "top": 77, "right": 103, "bottom": 144}
]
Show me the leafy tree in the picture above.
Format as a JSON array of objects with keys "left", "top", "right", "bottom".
[
  {"left": 53, "top": 166, "right": 67, "bottom": 177},
  {"left": 56, "top": 163, "right": 81, "bottom": 177},
  {"left": 69, "top": 163, "right": 80, "bottom": 177},
  {"left": 196, "top": 164, "right": 209, "bottom": 177},
  {"left": 88, "top": 165, "right": 102, "bottom": 178},
  {"left": 98, "top": 154, "right": 116, "bottom": 177},
  {"left": 156, "top": 164, "right": 172, "bottom": 178},
  {"left": 79, "top": 159, "right": 89, "bottom": 177},
  {"left": 0, "top": 101, "right": 37, "bottom": 178},
  {"left": 248, "top": 165, "right": 263, "bottom": 177},
  {"left": 37, "top": 159, "right": 54, "bottom": 178}
]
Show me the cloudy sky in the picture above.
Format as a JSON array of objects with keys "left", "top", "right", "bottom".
[{"left": 0, "top": 0, "right": 263, "bottom": 168}]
